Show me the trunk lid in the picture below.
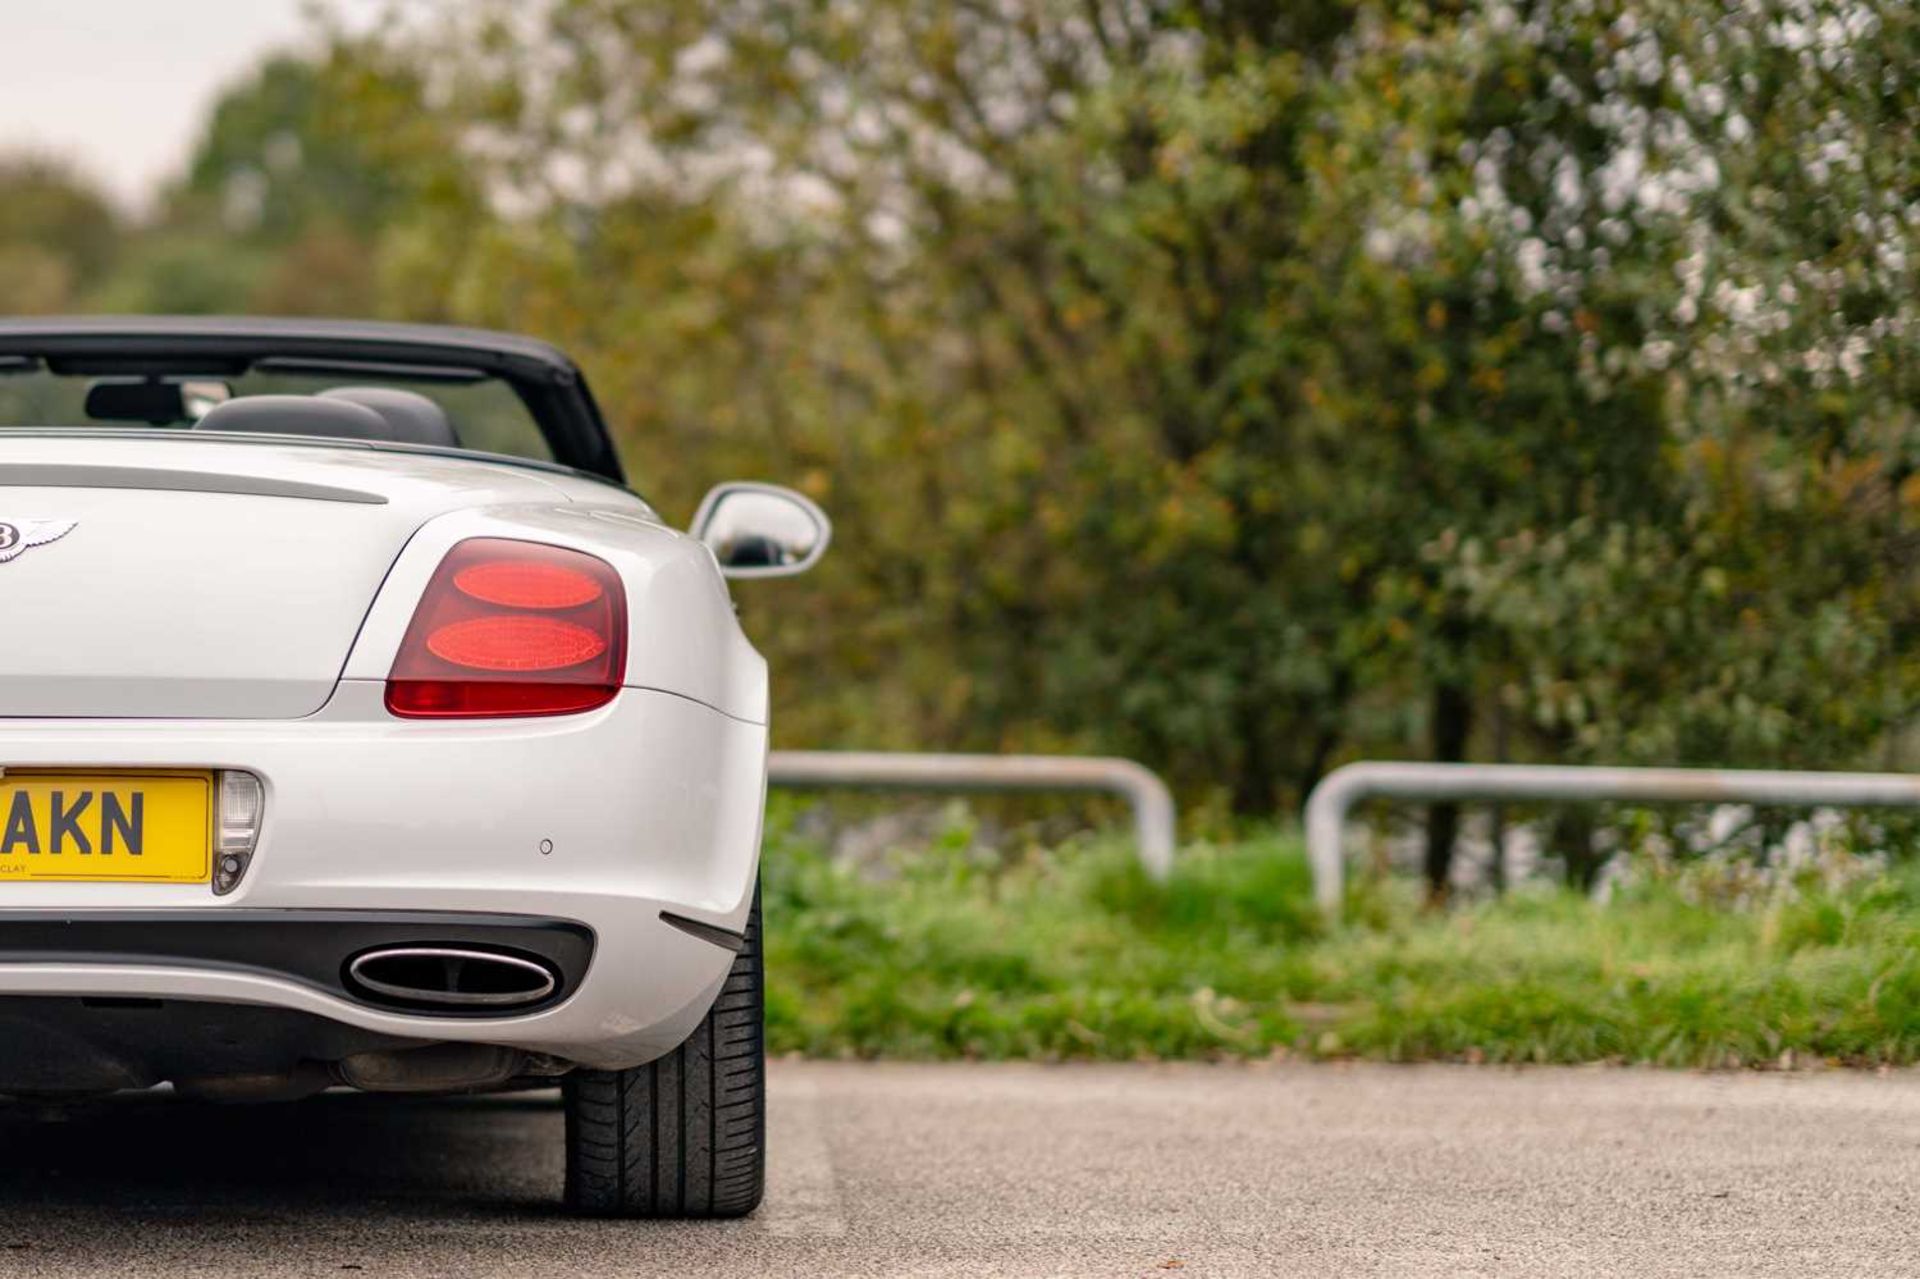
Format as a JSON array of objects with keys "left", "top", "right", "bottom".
[{"left": 0, "top": 436, "right": 574, "bottom": 718}]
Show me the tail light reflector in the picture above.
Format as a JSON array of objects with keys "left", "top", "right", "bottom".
[
  {"left": 451, "top": 559, "right": 605, "bottom": 610},
  {"left": 385, "top": 538, "right": 627, "bottom": 718},
  {"left": 213, "top": 770, "right": 264, "bottom": 896},
  {"left": 426, "top": 616, "right": 608, "bottom": 672}
]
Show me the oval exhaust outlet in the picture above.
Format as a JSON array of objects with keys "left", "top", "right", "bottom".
[{"left": 345, "top": 946, "right": 558, "bottom": 1010}]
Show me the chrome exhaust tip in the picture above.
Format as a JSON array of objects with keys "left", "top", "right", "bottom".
[{"left": 344, "top": 946, "right": 559, "bottom": 1011}]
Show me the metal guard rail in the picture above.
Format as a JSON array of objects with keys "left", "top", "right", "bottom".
[
  {"left": 1305, "top": 761, "right": 1920, "bottom": 917},
  {"left": 768, "top": 750, "right": 1176, "bottom": 881}
]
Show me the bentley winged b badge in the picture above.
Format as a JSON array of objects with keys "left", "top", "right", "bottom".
[{"left": 0, "top": 519, "right": 77, "bottom": 564}]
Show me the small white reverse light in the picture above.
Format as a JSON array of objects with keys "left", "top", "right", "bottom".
[{"left": 214, "top": 771, "right": 264, "bottom": 896}]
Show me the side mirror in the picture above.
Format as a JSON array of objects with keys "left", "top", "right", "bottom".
[{"left": 689, "top": 481, "right": 831, "bottom": 579}]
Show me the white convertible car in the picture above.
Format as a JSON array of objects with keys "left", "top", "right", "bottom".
[{"left": 0, "top": 317, "right": 826, "bottom": 1217}]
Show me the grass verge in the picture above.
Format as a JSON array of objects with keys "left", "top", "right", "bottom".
[{"left": 761, "top": 817, "right": 1920, "bottom": 1066}]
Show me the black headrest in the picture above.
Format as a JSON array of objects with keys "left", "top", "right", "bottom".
[
  {"left": 320, "top": 387, "right": 460, "bottom": 448},
  {"left": 194, "top": 395, "right": 395, "bottom": 442}
]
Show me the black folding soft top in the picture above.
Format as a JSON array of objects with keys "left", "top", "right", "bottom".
[{"left": 0, "top": 315, "right": 624, "bottom": 482}]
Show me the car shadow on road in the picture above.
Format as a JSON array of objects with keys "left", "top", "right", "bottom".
[{"left": 0, "top": 1090, "right": 569, "bottom": 1224}]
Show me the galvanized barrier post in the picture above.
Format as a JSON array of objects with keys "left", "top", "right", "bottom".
[
  {"left": 1305, "top": 761, "right": 1920, "bottom": 917},
  {"left": 768, "top": 750, "right": 1177, "bottom": 881}
]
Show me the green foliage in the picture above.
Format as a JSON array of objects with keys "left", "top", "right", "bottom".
[
  {"left": 0, "top": 154, "right": 122, "bottom": 312},
  {"left": 82, "top": 230, "right": 272, "bottom": 315},
  {"left": 176, "top": 52, "right": 453, "bottom": 248},
  {"left": 1356, "top": 0, "right": 1920, "bottom": 776},
  {"left": 761, "top": 821, "right": 1920, "bottom": 1065}
]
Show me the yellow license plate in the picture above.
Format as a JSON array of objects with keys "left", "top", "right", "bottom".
[{"left": 0, "top": 771, "right": 212, "bottom": 883}]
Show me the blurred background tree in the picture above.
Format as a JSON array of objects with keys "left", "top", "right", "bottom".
[
  {"left": 0, "top": 154, "right": 122, "bottom": 312},
  {"left": 0, "top": 0, "right": 1912, "bottom": 892}
]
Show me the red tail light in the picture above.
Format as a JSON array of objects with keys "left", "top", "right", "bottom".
[{"left": 385, "top": 538, "right": 627, "bottom": 718}]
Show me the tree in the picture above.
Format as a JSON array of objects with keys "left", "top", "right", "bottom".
[
  {"left": 102, "top": 40, "right": 483, "bottom": 317},
  {"left": 0, "top": 154, "right": 121, "bottom": 312},
  {"left": 1345, "top": 0, "right": 1920, "bottom": 882}
]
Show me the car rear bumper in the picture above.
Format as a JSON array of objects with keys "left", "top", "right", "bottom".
[
  {"left": 0, "top": 685, "right": 767, "bottom": 1072},
  {"left": 0, "top": 909, "right": 600, "bottom": 1011}
]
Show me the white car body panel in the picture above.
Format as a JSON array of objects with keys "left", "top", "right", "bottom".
[
  {"left": 0, "top": 433, "right": 773, "bottom": 1073},
  {"left": 0, "top": 435, "right": 765, "bottom": 723}
]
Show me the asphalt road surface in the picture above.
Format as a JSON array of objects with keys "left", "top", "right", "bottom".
[{"left": 0, "top": 1061, "right": 1913, "bottom": 1277}]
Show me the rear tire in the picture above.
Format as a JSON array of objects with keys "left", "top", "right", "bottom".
[{"left": 563, "top": 885, "right": 765, "bottom": 1218}]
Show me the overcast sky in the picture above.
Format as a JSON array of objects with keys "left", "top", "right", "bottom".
[{"left": 0, "top": 0, "right": 385, "bottom": 213}]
